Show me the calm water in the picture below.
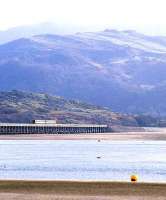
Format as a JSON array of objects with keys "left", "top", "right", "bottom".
[{"left": 0, "top": 140, "right": 166, "bottom": 182}]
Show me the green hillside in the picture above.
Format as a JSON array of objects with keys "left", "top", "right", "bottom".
[{"left": 0, "top": 90, "right": 139, "bottom": 127}]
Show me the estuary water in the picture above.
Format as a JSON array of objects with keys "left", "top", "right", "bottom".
[{"left": 0, "top": 140, "right": 166, "bottom": 182}]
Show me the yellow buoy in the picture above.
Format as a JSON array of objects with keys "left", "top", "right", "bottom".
[{"left": 130, "top": 175, "right": 138, "bottom": 182}]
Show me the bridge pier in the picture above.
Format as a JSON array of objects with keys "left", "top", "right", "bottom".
[{"left": 0, "top": 123, "right": 109, "bottom": 135}]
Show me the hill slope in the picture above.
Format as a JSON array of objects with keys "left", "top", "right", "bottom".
[
  {"left": 0, "top": 30, "right": 166, "bottom": 116},
  {"left": 0, "top": 91, "right": 139, "bottom": 128}
]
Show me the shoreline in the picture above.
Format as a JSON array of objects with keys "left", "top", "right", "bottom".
[
  {"left": 0, "top": 135, "right": 166, "bottom": 199},
  {"left": 0, "top": 132, "right": 166, "bottom": 140},
  {"left": 0, "top": 180, "right": 166, "bottom": 199}
]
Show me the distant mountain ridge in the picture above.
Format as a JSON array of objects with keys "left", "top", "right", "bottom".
[
  {"left": 0, "top": 22, "right": 97, "bottom": 44},
  {"left": 0, "top": 29, "right": 166, "bottom": 116}
]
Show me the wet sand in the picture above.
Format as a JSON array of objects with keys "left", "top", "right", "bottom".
[
  {"left": 0, "top": 132, "right": 166, "bottom": 140},
  {"left": 0, "top": 180, "right": 166, "bottom": 200}
]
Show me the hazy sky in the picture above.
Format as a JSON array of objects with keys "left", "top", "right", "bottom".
[{"left": 0, "top": 0, "right": 166, "bottom": 35}]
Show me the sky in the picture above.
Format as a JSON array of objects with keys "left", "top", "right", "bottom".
[{"left": 0, "top": 0, "right": 166, "bottom": 35}]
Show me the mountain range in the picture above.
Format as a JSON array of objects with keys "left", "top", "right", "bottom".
[
  {"left": 0, "top": 28, "right": 166, "bottom": 116},
  {"left": 0, "top": 22, "right": 96, "bottom": 44}
]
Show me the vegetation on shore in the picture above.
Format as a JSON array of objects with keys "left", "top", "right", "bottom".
[
  {"left": 0, "top": 90, "right": 165, "bottom": 128},
  {"left": 0, "top": 90, "right": 138, "bottom": 126}
]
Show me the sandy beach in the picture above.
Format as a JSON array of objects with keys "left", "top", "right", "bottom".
[
  {"left": 0, "top": 180, "right": 166, "bottom": 200},
  {"left": 0, "top": 131, "right": 166, "bottom": 140}
]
